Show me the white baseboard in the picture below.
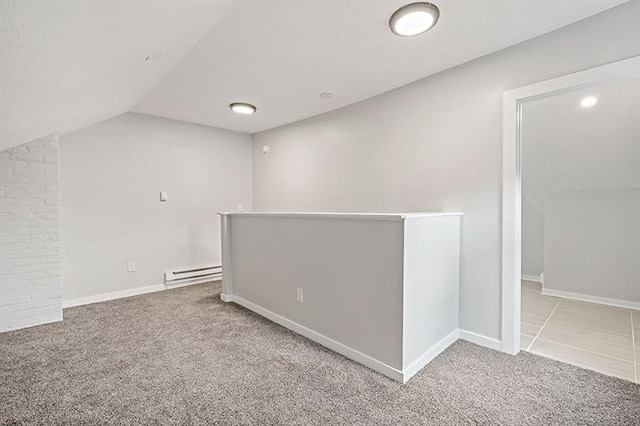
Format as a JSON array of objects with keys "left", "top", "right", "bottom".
[
  {"left": 227, "top": 294, "right": 406, "bottom": 382},
  {"left": 165, "top": 276, "right": 220, "bottom": 290},
  {"left": 458, "top": 329, "right": 502, "bottom": 351},
  {"left": 403, "top": 330, "right": 459, "bottom": 383},
  {"left": 2, "top": 315, "right": 63, "bottom": 334},
  {"left": 63, "top": 279, "right": 214, "bottom": 309},
  {"left": 63, "top": 284, "right": 166, "bottom": 308},
  {"left": 521, "top": 274, "right": 542, "bottom": 284},
  {"left": 540, "top": 288, "right": 640, "bottom": 310},
  {"left": 225, "top": 294, "right": 481, "bottom": 383}
]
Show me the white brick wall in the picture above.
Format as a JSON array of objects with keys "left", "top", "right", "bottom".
[{"left": 0, "top": 134, "right": 62, "bottom": 332}]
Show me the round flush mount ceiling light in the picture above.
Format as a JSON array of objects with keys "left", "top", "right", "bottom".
[
  {"left": 319, "top": 92, "right": 334, "bottom": 99},
  {"left": 389, "top": 2, "right": 440, "bottom": 37},
  {"left": 230, "top": 103, "right": 257, "bottom": 114},
  {"left": 580, "top": 96, "right": 598, "bottom": 108}
]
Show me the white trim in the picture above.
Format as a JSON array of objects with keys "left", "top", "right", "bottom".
[
  {"left": 521, "top": 274, "right": 542, "bottom": 284},
  {"left": 63, "top": 284, "right": 166, "bottom": 308},
  {"left": 165, "top": 275, "right": 221, "bottom": 289},
  {"left": 62, "top": 279, "right": 217, "bottom": 308},
  {"left": 226, "top": 294, "right": 405, "bottom": 382},
  {"left": 540, "top": 288, "right": 640, "bottom": 311},
  {"left": 403, "top": 330, "right": 459, "bottom": 383},
  {"left": 501, "top": 81, "right": 523, "bottom": 355},
  {"left": 2, "top": 316, "right": 63, "bottom": 334},
  {"left": 217, "top": 211, "right": 463, "bottom": 222},
  {"left": 501, "top": 55, "right": 640, "bottom": 356},
  {"left": 631, "top": 312, "right": 637, "bottom": 383},
  {"left": 224, "top": 295, "right": 490, "bottom": 383},
  {"left": 458, "top": 330, "right": 502, "bottom": 351}
]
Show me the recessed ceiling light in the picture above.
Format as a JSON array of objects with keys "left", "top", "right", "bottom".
[
  {"left": 319, "top": 92, "right": 333, "bottom": 99},
  {"left": 230, "top": 103, "right": 257, "bottom": 114},
  {"left": 580, "top": 96, "right": 597, "bottom": 108},
  {"left": 389, "top": 2, "right": 440, "bottom": 37}
]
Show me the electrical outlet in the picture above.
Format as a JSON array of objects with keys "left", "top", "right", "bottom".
[
  {"left": 296, "top": 288, "right": 304, "bottom": 303},
  {"left": 127, "top": 261, "right": 136, "bottom": 272},
  {"left": 237, "top": 204, "right": 244, "bottom": 212}
]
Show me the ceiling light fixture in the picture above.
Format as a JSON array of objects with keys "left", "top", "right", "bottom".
[
  {"left": 319, "top": 92, "right": 333, "bottom": 99},
  {"left": 580, "top": 96, "right": 597, "bottom": 108},
  {"left": 230, "top": 103, "right": 257, "bottom": 114},
  {"left": 389, "top": 2, "right": 440, "bottom": 37}
]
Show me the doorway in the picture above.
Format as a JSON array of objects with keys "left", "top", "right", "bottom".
[{"left": 501, "top": 56, "right": 640, "bottom": 382}]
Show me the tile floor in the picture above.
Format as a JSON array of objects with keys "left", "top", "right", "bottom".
[{"left": 521, "top": 280, "right": 639, "bottom": 383}]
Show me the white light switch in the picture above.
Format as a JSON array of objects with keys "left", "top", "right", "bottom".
[
  {"left": 296, "top": 288, "right": 304, "bottom": 303},
  {"left": 160, "top": 191, "right": 168, "bottom": 202},
  {"left": 237, "top": 204, "right": 244, "bottom": 212}
]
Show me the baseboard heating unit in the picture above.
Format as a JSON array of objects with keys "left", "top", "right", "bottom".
[{"left": 164, "top": 265, "right": 222, "bottom": 288}]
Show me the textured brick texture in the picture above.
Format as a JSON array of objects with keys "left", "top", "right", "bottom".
[{"left": 0, "top": 134, "right": 62, "bottom": 332}]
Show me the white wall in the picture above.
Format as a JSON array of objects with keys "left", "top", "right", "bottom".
[
  {"left": 59, "top": 113, "right": 252, "bottom": 301},
  {"left": 521, "top": 78, "right": 640, "bottom": 277},
  {"left": 0, "top": 134, "right": 62, "bottom": 332},
  {"left": 544, "top": 189, "right": 640, "bottom": 303},
  {"left": 251, "top": 2, "right": 640, "bottom": 341},
  {"left": 402, "top": 215, "right": 461, "bottom": 369}
]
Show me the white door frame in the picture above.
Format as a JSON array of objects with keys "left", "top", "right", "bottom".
[{"left": 500, "top": 55, "right": 640, "bottom": 355}]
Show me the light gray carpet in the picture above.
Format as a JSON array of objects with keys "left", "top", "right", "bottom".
[{"left": 1, "top": 282, "right": 638, "bottom": 425}]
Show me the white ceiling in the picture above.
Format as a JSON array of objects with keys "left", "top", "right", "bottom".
[
  {"left": 0, "top": 0, "right": 233, "bottom": 151},
  {"left": 133, "top": 0, "right": 628, "bottom": 134},
  {"left": 0, "top": 0, "right": 628, "bottom": 151}
]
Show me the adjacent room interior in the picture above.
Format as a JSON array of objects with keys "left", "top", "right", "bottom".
[
  {"left": 1, "top": 1, "right": 639, "bottom": 424},
  {"left": 519, "top": 78, "right": 640, "bottom": 381}
]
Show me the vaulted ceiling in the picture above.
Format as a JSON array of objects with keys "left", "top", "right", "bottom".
[
  {"left": 0, "top": 0, "right": 233, "bottom": 151},
  {"left": 0, "top": 0, "right": 629, "bottom": 151}
]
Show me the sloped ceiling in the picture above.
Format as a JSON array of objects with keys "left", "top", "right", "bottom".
[
  {"left": 1, "top": 0, "right": 629, "bottom": 151},
  {"left": 133, "top": 0, "right": 628, "bottom": 134},
  {"left": 0, "top": 0, "right": 233, "bottom": 151}
]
